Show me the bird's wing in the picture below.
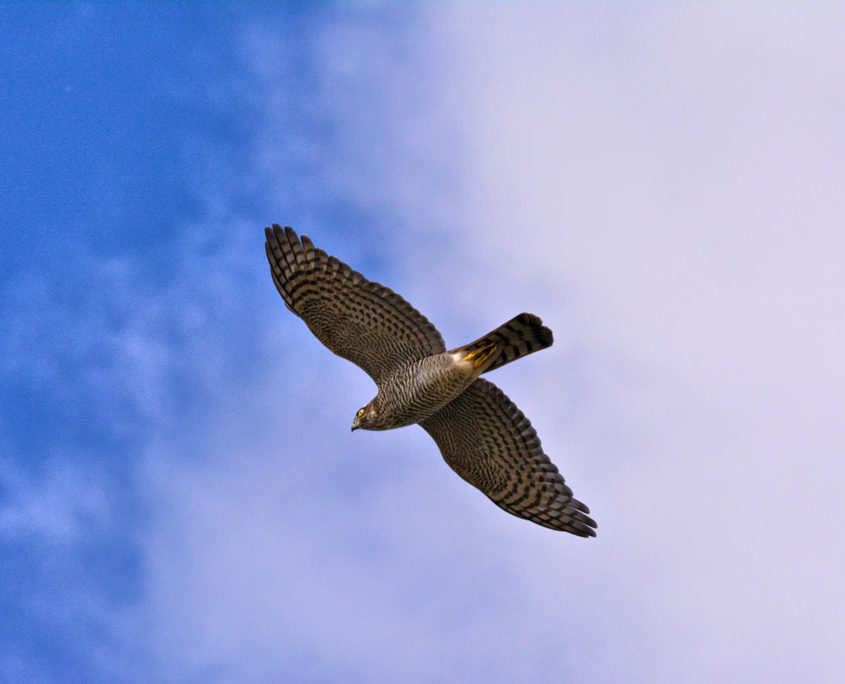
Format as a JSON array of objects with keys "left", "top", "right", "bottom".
[
  {"left": 265, "top": 225, "right": 445, "bottom": 383},
  {"left": 420, "top": 378, "right": 597, "bottom": 536}
]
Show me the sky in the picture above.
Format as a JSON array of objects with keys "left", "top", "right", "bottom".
[{"left": 2, "top": 2, "right": 844, "bottom": 682}]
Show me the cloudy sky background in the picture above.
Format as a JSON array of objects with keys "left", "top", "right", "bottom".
[{"left": 2, "top": 3, "right": 844, "bottom": 682}]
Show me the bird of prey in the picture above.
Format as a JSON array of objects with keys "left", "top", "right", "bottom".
[{"left": 265, "top": 225, "right": 597, "bottom": 537}]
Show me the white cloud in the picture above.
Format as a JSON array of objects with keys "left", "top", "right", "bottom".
[
  {"left": 82, "top": 4, "right": 845, "bottom": 683},
  {"left": 446, "top": 3, "right": 845, "bottom": 682}
]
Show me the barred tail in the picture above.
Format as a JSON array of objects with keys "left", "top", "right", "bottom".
[{"left": 450, "top": 313, "right": 553, "bottom": 374}]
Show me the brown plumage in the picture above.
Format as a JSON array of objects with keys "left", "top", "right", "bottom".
[{"left": 265, "top": 224, "right": 596, "bottom": 537}]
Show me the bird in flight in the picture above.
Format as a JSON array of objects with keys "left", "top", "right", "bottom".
[{"left": 265, "top": 225, "right": 596, "bottom": 537}]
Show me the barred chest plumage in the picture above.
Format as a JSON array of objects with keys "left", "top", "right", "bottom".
[{"left": 369, "top": 353, "right": 477, "bottom": 429}]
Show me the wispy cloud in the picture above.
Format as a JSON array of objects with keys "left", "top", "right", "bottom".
[
  {"left": 3, "top": 4, "right": 843, "bottom": 683},
  {"left": 131, "top": 5, "right": 845, "bottom": 682}
]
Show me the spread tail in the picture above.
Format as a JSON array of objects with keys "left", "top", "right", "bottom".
[{"left": 450, "top": 313, "right": 553, "bottom": 374}]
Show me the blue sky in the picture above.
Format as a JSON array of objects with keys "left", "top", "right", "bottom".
[{"left": 2, "top": 3, "right": 844, "bottom": 682}]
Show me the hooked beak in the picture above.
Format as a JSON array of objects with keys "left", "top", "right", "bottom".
[{"left": 351, "top": 425, "right": 358, "bottom": 432}]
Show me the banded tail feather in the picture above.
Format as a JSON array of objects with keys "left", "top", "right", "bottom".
[{"left": 450, "top": 313, "right": 553, "bottom": 374}]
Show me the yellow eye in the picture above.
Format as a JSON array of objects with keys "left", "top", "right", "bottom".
[{"left": 356, "top": 408, "right": 365, "bottom": 417}]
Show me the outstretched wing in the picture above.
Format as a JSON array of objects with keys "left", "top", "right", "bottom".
[
  {"left": 420, "top": 378, "right": 597, "bottom": 536},
  {"left": 265, "top": 225, "right": 445, "bottom": 383}
]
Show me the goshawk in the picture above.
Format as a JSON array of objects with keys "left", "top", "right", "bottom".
[{"left": 265, "top": 225, "right": 596, "bottom": 537}]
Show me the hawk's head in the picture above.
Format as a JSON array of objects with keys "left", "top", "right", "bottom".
[{"left": 351, "top": 403, "right": 379, "bottom": 431}]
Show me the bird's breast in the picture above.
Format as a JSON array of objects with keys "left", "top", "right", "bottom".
[{"left": 377, "top": 354, "right": 476, "bottom": 428}]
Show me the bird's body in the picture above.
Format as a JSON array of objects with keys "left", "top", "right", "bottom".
[
  {"left": 265, "top": 225, "right": 597, "bottom": 537},
  {"left": 357, "top": 353, "right": 473, "bottom": 430}
]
